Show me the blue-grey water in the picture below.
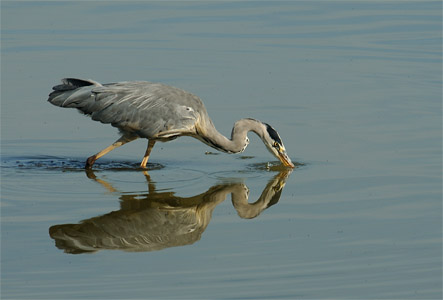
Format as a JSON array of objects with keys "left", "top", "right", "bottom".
[{"left": 1, "top": 1, "right": 442, "bottom": 299}]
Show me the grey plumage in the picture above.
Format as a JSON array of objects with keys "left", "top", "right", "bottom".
[
  {"left": 48, "top": 78, "right": 294, "bottom": 168},
  {"left": 49, "top": 78, "right": 202, "bottom": 139}
]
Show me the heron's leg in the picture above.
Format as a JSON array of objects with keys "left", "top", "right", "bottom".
[
  {"left": 85, "top": 135, "right": 137, "bottom": 169},
  {"left": 140, "top": 140, "right": 156, "bottom": 168}
]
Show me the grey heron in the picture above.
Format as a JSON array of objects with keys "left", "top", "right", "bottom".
[{"left": 48, "top": 78, "right": 294, "bottom": 169}]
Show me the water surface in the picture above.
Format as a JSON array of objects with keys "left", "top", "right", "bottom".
[{"left": 1, "top": 1, "right": 441, "bottom": 299}]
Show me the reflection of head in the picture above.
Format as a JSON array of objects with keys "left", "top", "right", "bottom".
[
  {"left": 232, "top": 173, "right": 287, "bottom": 219},
  {"left": 49, "top": 170, "right": 292, "bottom": 254}
]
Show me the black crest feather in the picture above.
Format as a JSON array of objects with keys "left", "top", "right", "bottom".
[{"left": 264, "top": 123, "right": 282, "bottom": 144}]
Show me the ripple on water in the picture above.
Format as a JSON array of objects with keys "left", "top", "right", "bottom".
[
  {"left": 1, "top": 156, "right": 208, "bottom": 192},
  {"left": 207, "top": 160, "right": 304, "bottom": 180},
  {"left": 247, "top": 160, "right": 306, "bottom": 172},
  {"left": 109, "top": 168, "right": 206, "bottom": 186},
  {"left": 1, "top": 156, "right": 164, "bottom": 172},
  {"left": 208, "top": 169, "right": 264, "bottom": 181}
]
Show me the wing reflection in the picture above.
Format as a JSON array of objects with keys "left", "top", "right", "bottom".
[{"left": 49, "top": 169, "right": 292, "bottom": 254}]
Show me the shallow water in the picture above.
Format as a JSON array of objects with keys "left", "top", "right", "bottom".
[{"left": 1, "top": 1, "right": 442, "bottom": 299}]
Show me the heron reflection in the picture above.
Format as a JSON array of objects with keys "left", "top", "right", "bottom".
[{"left": 49, "top": 169, "right": 292, "bottom": 254}]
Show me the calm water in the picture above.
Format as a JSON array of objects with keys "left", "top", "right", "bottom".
[{"left": 1, "top": 1, "right": 442, "bottom": 299}]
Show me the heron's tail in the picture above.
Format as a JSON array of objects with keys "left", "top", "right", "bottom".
[{"left": 48, "top": 78, "right": 102, "bottom": 109}]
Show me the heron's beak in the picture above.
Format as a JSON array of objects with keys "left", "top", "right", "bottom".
[{"left": 277, "top": 149, "right": 295, "bottom": 168}]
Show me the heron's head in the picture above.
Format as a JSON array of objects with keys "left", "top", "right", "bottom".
[{"left": 261, "top": 123, "right": 295, "bottom": 168}]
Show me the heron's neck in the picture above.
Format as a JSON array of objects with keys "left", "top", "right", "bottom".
[{"left": 197, "top": 118, "right": 266, "bottom": 153}]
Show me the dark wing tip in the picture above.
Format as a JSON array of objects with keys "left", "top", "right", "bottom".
[{"left": 62, "top": 78, "right": 97, "bottom": 88}]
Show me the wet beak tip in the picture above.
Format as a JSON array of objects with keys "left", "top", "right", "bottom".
[
  {"left": 285, "top": 160, "right": 295, "bottom": 168},
  {"left": 279, "top": 153, "right": 295, "bottom": 168}
]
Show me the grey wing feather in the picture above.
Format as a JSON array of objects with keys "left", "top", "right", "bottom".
[{"left": 48, "top": 79, "right": 202, "bottom": 139}]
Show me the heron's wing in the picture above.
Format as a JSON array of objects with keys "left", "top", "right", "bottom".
[
  {"left": 50, "top": 80, "right": 200, "bottom": 138},
  {"left": 93, "top": 82, "right": 200, "bottom": 138}
]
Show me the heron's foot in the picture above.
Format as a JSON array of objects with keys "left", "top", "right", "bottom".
[
  {"left": 140, "top": 157, "right": 150, "bottom": 168},
  {"left": 85, "top": 155, "right": 97, "bottom": 169}
]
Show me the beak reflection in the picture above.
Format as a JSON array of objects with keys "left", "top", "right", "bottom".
[{"left": 49, "top": 169, "right": 293, "bottom": 254}]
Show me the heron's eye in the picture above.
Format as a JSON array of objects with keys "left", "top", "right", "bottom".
[{"left": 273, "top": 142, "right": 280, "bottom": 149}]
